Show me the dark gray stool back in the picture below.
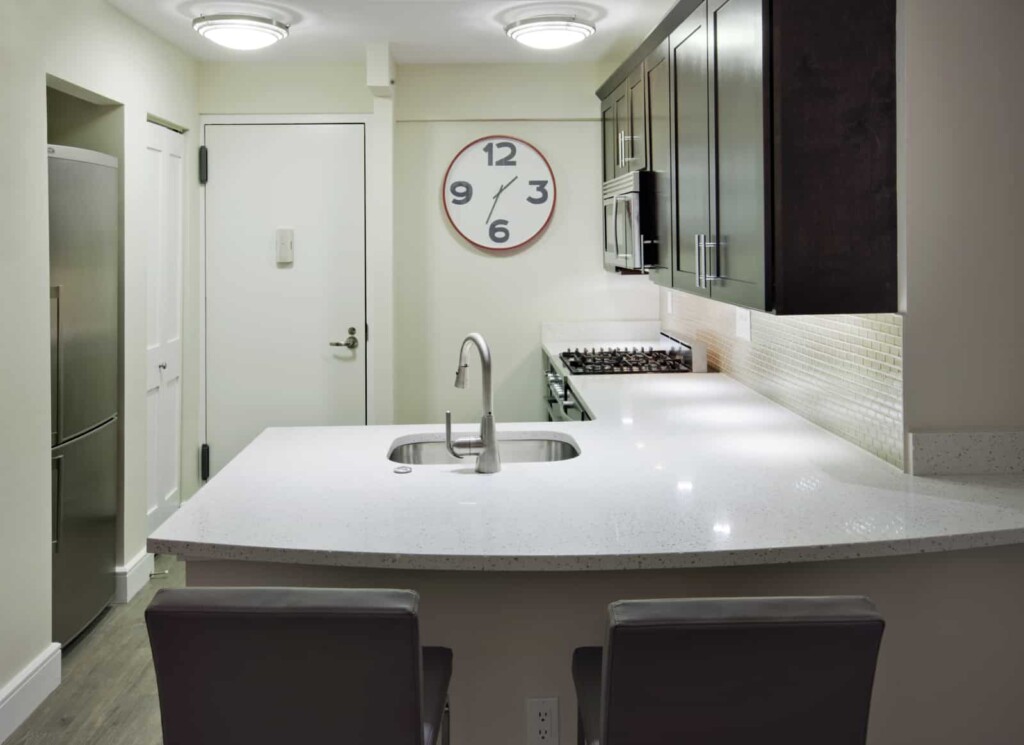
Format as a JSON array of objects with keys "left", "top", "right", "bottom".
[
  {"left": 595, "top": 596, "right": 884, "bottom": 745},
  {"left": 146, "top": 587, "right": 435, "bottom": 745}
]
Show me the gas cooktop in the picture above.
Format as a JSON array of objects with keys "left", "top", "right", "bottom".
[{"left": 559, "top": 347, "right": 691, "bottom": 375}]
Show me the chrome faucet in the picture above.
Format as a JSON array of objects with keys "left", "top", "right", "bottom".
[{"left": 445, "top": 333, "right": 501, "bottom": 473}]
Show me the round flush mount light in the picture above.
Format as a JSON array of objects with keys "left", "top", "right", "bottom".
[
  {"left": 505, "top": 15, "right": 595, "bottom": 50},
  {"left": 192, "top": 14, "right": 289, "bottom": 50}
]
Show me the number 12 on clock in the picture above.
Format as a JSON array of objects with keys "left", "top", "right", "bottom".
[{"left": 442, "top": 135, "right": 557, "bottom": 251}]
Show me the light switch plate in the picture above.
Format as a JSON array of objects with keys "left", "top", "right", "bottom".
[
  {"left": 275, "top": 228, "right": 294, "bottom": 264},
  {"left": 735, "top": 308, "right": 752, "bottom": 341},
  {"left": 665, "top": 289, "right": 674, "bottom": 315}
]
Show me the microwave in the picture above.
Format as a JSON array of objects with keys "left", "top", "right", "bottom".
[{"left": 603, "top": 171, "right": 656, "bottom": 273}]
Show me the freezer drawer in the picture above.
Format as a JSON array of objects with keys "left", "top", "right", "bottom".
[
  {"left": 52, "top": 418, "right": 118, "bottom": 645},
  {"left": 49, "top": 148, "right": 119, "bottom": 444}
]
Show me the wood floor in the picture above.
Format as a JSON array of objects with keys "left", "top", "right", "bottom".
[{"left": 8, "top": 555, "right": 183, "bottom": 745}]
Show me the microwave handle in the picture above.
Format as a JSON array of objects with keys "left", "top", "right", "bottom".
[
  {"left": 612, "top": 195, "right": 620, "bottom": 257},
  {"left": 616, "top": 194, "right": 639, "bottom": 266},
  {"left": 615, "top": 195, "right": 629, "bottom": 259}
]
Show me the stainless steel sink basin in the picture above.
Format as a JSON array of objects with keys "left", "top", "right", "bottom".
[{"left": 388, "top": 431, "right": 580, "bottom": 466}]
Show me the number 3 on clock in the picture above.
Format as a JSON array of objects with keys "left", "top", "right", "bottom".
[{"left": 442, "top": 136, "right": 557, "bottom": 252}]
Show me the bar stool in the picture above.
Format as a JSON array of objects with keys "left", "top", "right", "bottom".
[
  {"left": 146, "top": 587, "right": 452, "bottom": 745},
  {"left": 573, "top": 596, "right": 884, "bottom": 745}
]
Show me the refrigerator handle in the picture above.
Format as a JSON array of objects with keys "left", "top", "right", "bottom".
[
  {"left": 50, "top": 286, "right": 63, "bottom": 444},
  {"left": 52, "top": 454, "right": 64, "bottom": 553}
]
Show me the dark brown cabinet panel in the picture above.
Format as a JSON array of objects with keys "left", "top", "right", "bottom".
[
  {"left": 770, "top": 0, "right": 897, "bottom": 313},
  {"left": 645, "top": 40, "right": 673, "bottom": 287},
  {"left": 600, "top": 70, "right": 648, "bottom": 181},
  {"left": 598, "top": 0, "right": 897, "bottom": 315},
  {"left": 627, "top": 67, "right": 648, "bottom": 172},
  {"left": 706, "top": 0, "right": 769, "bottom": 309},
  {"left": 670, "top": 6, "right": 711, "bottom": 296},
  {"left": 601, "top": 100, "right": 616, "bottom": 182}
]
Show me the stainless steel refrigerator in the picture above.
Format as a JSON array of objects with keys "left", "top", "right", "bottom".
[{"left": 48, "top": 144, "right": 119, "bottom": 646}]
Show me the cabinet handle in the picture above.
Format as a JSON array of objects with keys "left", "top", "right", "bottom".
[
  {"left": 705, "top": 236, "right": 721, "bottom": 284},
  {"left": 695, "top": 234, "right": 703, "bottom": 288}
]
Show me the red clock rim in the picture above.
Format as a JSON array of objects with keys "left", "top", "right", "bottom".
[{"left": 441, "top": 134, "right": 558, "bottom": 252}]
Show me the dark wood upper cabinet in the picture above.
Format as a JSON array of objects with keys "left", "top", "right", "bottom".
[
  {"left": 645, "top": 40, "right": 673, "bottom": 287},
  {"left": 669, "top": 8, "right": 711, "bottom": 297},
  {"left": 598, "top": 0, "right": 897, "bottom": 315},
  {"left": 600, "top": 69, "right": 649, "bottom": 180},
  {"left": 626, "top": 66, "right": 648, "bottom": 172}
]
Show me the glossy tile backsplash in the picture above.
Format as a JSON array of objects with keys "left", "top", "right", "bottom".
[{"left": 661, "top": 290, "right": 904, "bottom": 468}]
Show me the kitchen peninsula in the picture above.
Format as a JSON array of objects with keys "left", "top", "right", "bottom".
[{"left": 151, "top": 337, "right": 1024, "bottom": 745}]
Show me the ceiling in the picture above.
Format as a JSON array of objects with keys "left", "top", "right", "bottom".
[{"left": 108, "top": 0, "right": 677, "bottom": 64}]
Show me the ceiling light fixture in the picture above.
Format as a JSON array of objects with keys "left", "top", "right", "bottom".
[
  {"left": 505, "top": 15, "right": 595, "bottom": 50},
  {"left": 193, "top": 14, "right": 289, "bottom": 51}
]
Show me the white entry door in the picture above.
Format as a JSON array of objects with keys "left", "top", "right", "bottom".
[
  {"left": 204, "top": 123, "right": 366, "bottom": 476},
  {"left": 145, "top": 121, "right": 184, "bottom": 532}
]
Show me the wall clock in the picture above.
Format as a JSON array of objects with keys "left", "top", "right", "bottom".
[{"left": 442, "top": 135, "right": 557, "bottom": 251}]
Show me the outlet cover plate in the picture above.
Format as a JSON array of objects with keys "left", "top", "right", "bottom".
[
  {"left": 526, "top": 697, "right": 559, "bottom": 745},
  {"left": 735, "top": 307, "right": 752, "bottom": 341}
]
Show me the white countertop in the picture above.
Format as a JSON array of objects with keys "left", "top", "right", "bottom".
[{"left": 149, "top": 337, "right": 1024, "bottom": 572}]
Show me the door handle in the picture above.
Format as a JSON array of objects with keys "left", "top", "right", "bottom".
[
  {"left": 330, "top": 327, "right": 359, "bottom": 350},
  {"left": 52, "top": 454, "right": 64, "bottom": 554}
]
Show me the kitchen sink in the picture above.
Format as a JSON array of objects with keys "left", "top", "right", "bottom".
[{"left": 388, "top": 431, "right": 580, "bottom": 466}]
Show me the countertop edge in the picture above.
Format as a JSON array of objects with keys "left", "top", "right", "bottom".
[{"left": 148, "top": 526, "right": 1024, "bottom": 573}]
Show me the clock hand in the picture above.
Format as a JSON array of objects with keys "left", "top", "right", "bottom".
[{"left": 485, "top": 176, "right": 519, "bottom": 224}]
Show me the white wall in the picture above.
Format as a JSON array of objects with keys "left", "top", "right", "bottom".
[
  {"left": 0, "top": 0, "right": 197, "bottom": 698},
  {"left": 394, "top": 65, "right": 659, "bottom": 424},
  {"left": 901, "top": 0, "right": 1024, "bottom": 433},
  {"left": 198, "top": 62, "right": 373, "bottom": 114}
]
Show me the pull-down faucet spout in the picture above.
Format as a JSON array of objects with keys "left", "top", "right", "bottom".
[{"left": 445, "top": 333, "right": 501, "bottom": 473}]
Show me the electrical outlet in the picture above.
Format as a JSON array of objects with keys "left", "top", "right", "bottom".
[
  {"left": 527, "top": 697, "right": 559, "bottom": 745},
  {"left": 665, "top": 288, "right": 674, "bottom": 315},
  {"left": 735, "top": 307, "right": 752, "bottom": 341}
]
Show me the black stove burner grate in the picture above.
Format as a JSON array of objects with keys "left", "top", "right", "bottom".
[{"left": 559, "top": 347, "right": 690, "bottom": 375}]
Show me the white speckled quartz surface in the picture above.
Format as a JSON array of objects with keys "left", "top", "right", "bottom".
[{"left": 149, "top": 339, "right": 1024, "bottom": 572}]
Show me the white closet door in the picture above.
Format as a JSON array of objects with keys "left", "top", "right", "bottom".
[{"left": 145, "top": 121, "right": 184, "bottom": 533}]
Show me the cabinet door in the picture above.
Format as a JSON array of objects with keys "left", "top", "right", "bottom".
[
  {"left": 645, "top": 41, "right": 673, "bottom": 286},
  {"left": 601, "top": 96, "right": 617, "bottom": 182},
  {"left": 707, "top": 0, "right": 768, "bottom": 309},
  {"left": 612, "top": 82, "right": 630, "bottom": 177},
  {"left": 627, "top": 66, "right": 647, "bottom": 172},
  {"left": 670, "top": 1, "right": 711, "bottom": 296}
]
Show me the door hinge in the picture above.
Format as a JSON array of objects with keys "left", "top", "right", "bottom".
[
  {"left": 199, "top": 145, "right": 208, "bottom": 185},
  {"left": 365, "top": 323, "right": 370, "bottom": 343},
  {"left": 200, "top": 443, "right": 210, "bottom": 481}
]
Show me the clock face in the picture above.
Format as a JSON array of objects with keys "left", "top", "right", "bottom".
[{"left": 442, "top": 135, "right": 557, "bottom": 251}]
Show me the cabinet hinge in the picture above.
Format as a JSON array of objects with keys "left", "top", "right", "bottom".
[
  {"left": 200, "top": 444, "right": 210, "bottom": 481},
  {"left": 199, "top": 145, "right": 208, "bottom": 185}
]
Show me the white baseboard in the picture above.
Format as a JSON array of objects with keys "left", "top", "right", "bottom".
[
  {"left": 114, "top": 550, "right": 154, "bottom": 604},
  {"left": 0, "top": 643, "right": 61, "bottom": 744}
]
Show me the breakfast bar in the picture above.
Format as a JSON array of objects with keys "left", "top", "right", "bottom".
[{"left": 151, "top": 363, "right": 1024, "bottom": 745}]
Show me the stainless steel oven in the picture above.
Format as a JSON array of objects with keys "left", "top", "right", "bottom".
[
  {"left": 545, "top": 365, "right": 590, "bottom": 422},
  {"left": 603, "top": 171, "right": 655, "bottom": 273}
]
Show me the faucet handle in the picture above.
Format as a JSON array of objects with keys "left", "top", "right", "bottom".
[{"left": 445, "top": 411, "right": 464, "bottom": 460}]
